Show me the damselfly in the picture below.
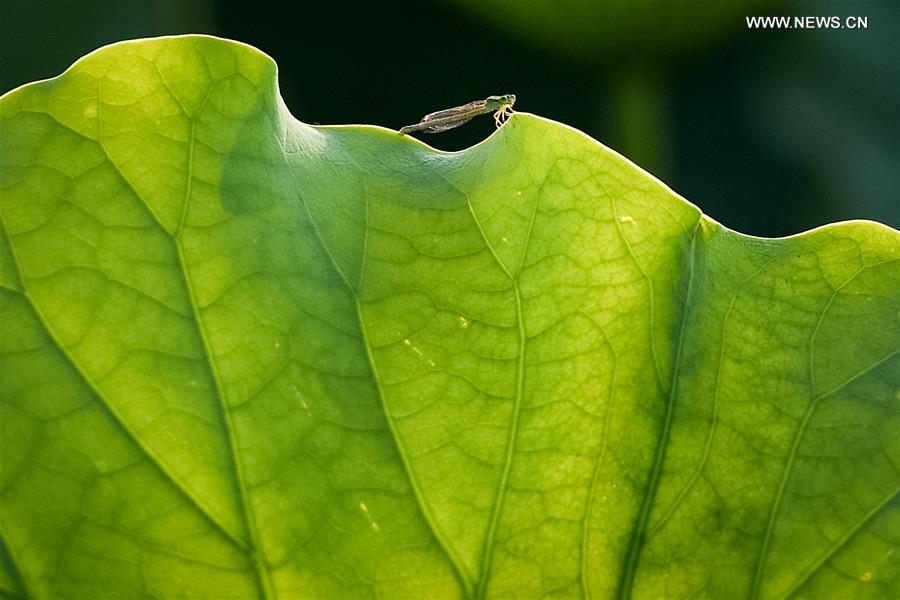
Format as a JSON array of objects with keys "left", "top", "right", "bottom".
[{"left": 399, "top": 94, "right": 516, "bottom": 134}]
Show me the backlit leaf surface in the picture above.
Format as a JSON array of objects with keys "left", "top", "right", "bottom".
[{"left": 1, "top": 36, "right": 898, "bottom": 599}]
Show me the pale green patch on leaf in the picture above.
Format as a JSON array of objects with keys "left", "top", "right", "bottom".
[{"left": 1, "top": 35, "right": 898, "bottom": 600}]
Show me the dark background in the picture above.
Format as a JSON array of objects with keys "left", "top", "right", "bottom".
[{"left": 3, "top": 0, "right": 897, "bottom": 236}]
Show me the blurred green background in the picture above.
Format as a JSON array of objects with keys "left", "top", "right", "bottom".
[{"left": 3, "top": 0, "right": 897, "bottom": 236}]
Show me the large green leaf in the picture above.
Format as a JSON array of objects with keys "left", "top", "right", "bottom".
[{"left": 1, "top": 35, "right": 898, "bottom": 600}]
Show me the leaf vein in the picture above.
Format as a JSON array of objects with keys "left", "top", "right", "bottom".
[
  {"left": 292, "top": 178, "right": 474, "bottom": 594},
  {"left": 648, "top": 292, "right": 735, "bottom": 539},
  {"left": 749, "top": 277, "right": 843, "bottom": 599},
  {"left": 578, "top": 311, "right": 620, "bottom": 600},
  {"left": 465, "top": 185, "right": 535, "bottom": 599},
  {"left": 778, "top": 486, "right": 900, "bottom": 600},
  {"left": 617, "top": 219, "right": 701, "bottom": 599},
  {"left": 0, "top": 522, "right": 35, "bottom": 599},
  {"left": 161, "top": 100, "right": 274, "bottom": 597},
  {"left": 0, "top": 216, "right": 247, "bottom": 554}
]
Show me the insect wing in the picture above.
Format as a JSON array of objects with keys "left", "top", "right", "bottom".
[
  {"left": 420, "top": 99, "right": 488, "bottom": 123},
  {"left": 421, "top": 116, "right": 474, "bottom": 133}
]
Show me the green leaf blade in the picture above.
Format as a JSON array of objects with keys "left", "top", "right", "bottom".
[{"left": 1, "top": 35, "right": 897, "bottom": 599}]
